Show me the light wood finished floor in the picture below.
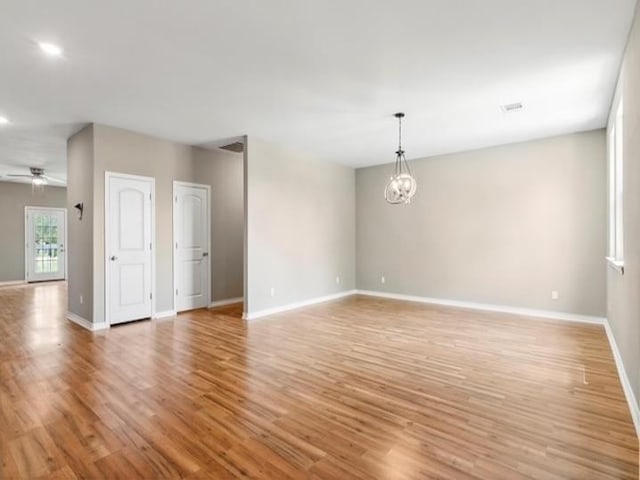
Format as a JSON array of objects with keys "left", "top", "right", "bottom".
[{"left": 0, "top": 282, "right": 637, "bottom": 479}]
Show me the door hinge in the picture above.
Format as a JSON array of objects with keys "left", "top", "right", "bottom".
[
  {"left": 149, "top": 193, "right": 152, "bottom": 200},
  {"left": 150, "top": 293, "right": 153, "bottom": 300},
  {"left": 176, "top": 289, "right": 178, "bottom": 296},
  {"left": 150, "top": 242, "right": 152, "bottom": 250},
  {"left": 175, "top": 242, "right": 178, "bottom": 249},
  {"left": 175, "top": 195, "right": 178, "bottom": 203}
]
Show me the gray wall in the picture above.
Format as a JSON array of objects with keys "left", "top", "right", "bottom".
[
  {"left": 245, "top": 136, "right": 355, "bottom": 314},
  {"left": 193, "top": 147, "right": 244, "bottom": 301},
  {"left": 0, "top": 181, "right": 67, "bottom": 282},
  {"left": 67, "top": 125, "right": 94, "bottom": 320},
  {"left": 607, "top": 2, "right": 640, "bottom": 410},
  {"left": 92, "top": 124, "right": 195, "bottom": 323},
  {"left": 66, "top": 123, "right": 245, "bottom": 324},
  {"left": 357, "top": 130, "right": 606, "bottom": 317}
]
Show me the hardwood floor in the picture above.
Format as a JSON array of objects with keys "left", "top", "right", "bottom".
[{"left": 0, "top": 282, "right": 637, "bottom": 479}]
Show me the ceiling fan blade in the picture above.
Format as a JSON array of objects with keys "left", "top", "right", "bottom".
[
  {"left": 5, "top": 174, "right": 34, "bottom": 178},
  {"left": 43, "top": 175, "right": 66, "bottom": 183}
]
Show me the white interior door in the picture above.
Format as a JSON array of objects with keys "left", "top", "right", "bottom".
[
  {"left": 107, "top": 174, "right": 153, "bottom": 325},
  {"left": 25, "top": 207, "right": 66, "bottom": 282},
  {"left": 174, "top": 182, "right": 210, "bottom": 312}
]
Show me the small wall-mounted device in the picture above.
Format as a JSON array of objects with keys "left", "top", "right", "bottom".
[{"left": 74, "top": 202, "right": 84, "bottom": 220}]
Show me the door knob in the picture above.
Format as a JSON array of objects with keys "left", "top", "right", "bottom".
[
  {"left": 110, "top": 255, "right": 118, "bottom": 261},
  {"left": 202, "top": 252, "right": 209, "bottom": 257}
]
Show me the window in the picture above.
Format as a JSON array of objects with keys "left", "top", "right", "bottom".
[{"left": 607, "top": 98, "right": 624, "bottom": 273}]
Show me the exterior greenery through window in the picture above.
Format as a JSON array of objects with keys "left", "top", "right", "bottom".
[{"left": 34, "top": 213, "right": 60, "bottom": 273}]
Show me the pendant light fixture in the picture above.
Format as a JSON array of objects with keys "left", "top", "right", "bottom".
[{"left": 384, "top": 112, "right": 417, "bottom": 204}]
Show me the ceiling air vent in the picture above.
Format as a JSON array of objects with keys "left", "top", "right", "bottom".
[
  {"left": 219, "top": 142, "right": 244, "bottom": 153},
  {"left": 500, "top": 102, "right": 524, "bottom": 113}
]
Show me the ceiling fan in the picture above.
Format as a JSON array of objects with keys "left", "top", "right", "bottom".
[{"left": 4, "top": 167, "right": 65, "bottom": 186}]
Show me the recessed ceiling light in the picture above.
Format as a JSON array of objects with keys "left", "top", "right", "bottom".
[
  {"left": 0, "top": 116, "right": 9, "bottom": 125},
  {"left": 38, "top": 42, "right": 63, "bottom": 57}
]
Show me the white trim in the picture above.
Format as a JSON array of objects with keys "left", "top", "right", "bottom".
[
  {"left": 105, "top": 172, "right": 156, "bottom": 326},
  {"left": 241, "top": 289, "right": 606, "bottom": 325},
  {"left": 152, "top": 310, "right": 177, "bottom": 319},
  {"left": 173, "top": 181, "right": 212, "bottom": 313},
  {"left": 67, "top": 312, "right": 109, "bottom": 331},
  {"left": 606, "top": 257, "right": 625, "bottom": 275},
  {"left": 607, "top": 97, "right": 624, "bottom": 264},
  {"left": 243, "top": 290, "right": 357, "bottom": 321},
  {"left": 604, "top": 320, "right": 640, "bottom": 437},
  {"left": 0, "top": 280, "right": 27, "bottom": 287},
  {"left": 209, "top": 297, "right": 243, "bottom": 308},
  {"left": 355, "top": 290, "right": 606, "bottom": 325}
]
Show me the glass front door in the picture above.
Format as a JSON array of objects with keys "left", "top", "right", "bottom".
[{"left": 26, "top": 208, "right": 66, "bottom": 282}]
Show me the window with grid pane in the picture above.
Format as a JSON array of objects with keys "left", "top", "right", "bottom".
[
  {"left": 34, "top": 213, "right": 59, "bottom": 273},
  {"left": 607, "top": 98, "right": 624, "bottom": 269}
]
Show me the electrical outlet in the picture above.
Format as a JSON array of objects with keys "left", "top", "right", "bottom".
[
  {"left": 336, "top": 276, "right": 340, "bottom": 285},
  {"left": 270, "top": 287, "right": 275, "bottom": 297},
  {"left": 381, "top": 276, "right": 386, "bottom": 284},
  {"left": 80, "top": 295, "right": 83, "bottom": 304},
  {"left": 551, "top": 290, "right": 559, "bottom": 300}
]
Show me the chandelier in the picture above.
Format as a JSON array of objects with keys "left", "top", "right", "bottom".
[{"left": 384, "top": 112, "right": 417, "bottom": 204}]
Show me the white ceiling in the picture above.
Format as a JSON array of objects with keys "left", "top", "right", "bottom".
[{"left": 0, "top": 0, "right": 636, "bottom": 180}]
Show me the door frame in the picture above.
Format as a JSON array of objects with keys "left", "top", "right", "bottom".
[
  {"left": 24, "top": 206, "right": 68, "bottom": 282},
  {"left": 105, "top": 171, "right": 156, "bottom": 326},
  {"left": 172, "top": 181, "right": 211, "bottom": 312}
]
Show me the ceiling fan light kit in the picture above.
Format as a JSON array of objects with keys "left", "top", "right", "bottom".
[
  {"left": 4, "top": 166, "right": 65, "bottom": 188},
  {"left": 31, "top": 168, "right": 47, "bottom": 186}
]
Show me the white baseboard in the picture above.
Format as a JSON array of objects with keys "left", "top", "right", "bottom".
[
  {"left": 152, "top": 310, "right": 177, "bottom": 319},
  {"left": 0, "top": 280, "right": 27, "bottom": 287},
  {"left": 67, "top": 312, "right": 109, "bottom": 331},
  {"left": 604, "top": 321, "right": 640, "bottom": 437},
  {"left": 243, "top": 290, "right": 357, "bottom": 321},
  {"left": 209, "top": 297, "right": 243, "bottom": 308},
  {"left": 355, "top": 290, "right": 606, "bottom": 325},
  {"left": 241, "top": 288, "right": 606, "bottom": 324}
]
